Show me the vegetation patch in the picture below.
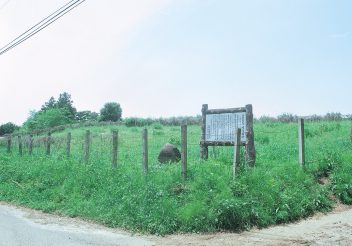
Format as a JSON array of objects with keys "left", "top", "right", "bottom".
[{"left": 0, "top": 121, "right": 351, "bottom": 235}]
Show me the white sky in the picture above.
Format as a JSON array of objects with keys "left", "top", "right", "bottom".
[{"left": 1, "top": 0, "right": 351, "bottom": 125}]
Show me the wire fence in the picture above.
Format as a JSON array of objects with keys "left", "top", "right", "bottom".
[{"left": 0, "top": 121, "right": 351, "bottom": 175}]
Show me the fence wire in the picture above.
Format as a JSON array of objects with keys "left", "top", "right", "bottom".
[{"left": 0, "top": 122, "right": 351, "bottom": 171}]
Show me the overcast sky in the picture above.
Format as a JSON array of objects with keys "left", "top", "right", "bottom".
[{"left": 1, "top": 0, "right": 351, "bottom": 125}]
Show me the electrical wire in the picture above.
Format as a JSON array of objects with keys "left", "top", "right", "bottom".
[{"left": 0, "top": 0, "right": 86, "bottom": 56}]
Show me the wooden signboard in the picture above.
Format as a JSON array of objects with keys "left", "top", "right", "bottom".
[{"left": 200, "top": 104, "right": 256, "bottom": 166}]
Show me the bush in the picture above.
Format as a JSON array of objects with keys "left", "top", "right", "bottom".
[
  {"left": 100, "top": 102, "right": 122, "bottom": 122},
  {"left": 23, "top": 108, "right": 72, "bottom": 131},
  {"left": 277, "top": 113, "right": 298, "bottom": 123},
  {"left": 256, "top": 115, "right": 277, "bottom": 123},
  {"left": 324, "top": 112, "right": 342, "bottom": 121},
  {"left": 76, "top": 111, "right": 99, "bottom": 122},
  {"left": 0, "top": 122, "right": 19, "bottom": 136}
]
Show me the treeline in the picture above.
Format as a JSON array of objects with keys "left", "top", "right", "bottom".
[
  {"left": 0, "top": 93, "right": 350, "bottom": 136},
  {"left": 257, "top": 112, "right": 351, "bottom": 123},
  {"left": 0, "top": 92, "right": 122, "bottom": 136}
]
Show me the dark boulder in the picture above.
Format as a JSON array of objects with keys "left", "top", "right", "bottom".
[{"left": 158, "top": 143, "right": 181, "bottom": 164}]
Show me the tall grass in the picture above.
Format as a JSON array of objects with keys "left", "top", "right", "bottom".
[{"left": 0, "top": 121, "right": 351, "bottom": 235}]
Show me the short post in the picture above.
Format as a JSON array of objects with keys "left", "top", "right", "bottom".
[
  {"left": 46, "top": 132, "right": 51, "bottom": 155},
  {"left": 112, "top": 130, "right": 118, "bottom": 169},
  {"left": 298, "top": 118, "right": 305, "bottom": 166},
  {"left": 233, "top": 128, "right": 241, "bottom": 177},
  {"left": 66, "top": 132, "right": 71, "bottom": 158},
  {"left": 7, "top": 135, "right": 12, "bottom": 153},
  {"left": 142, "top": 128, "right": 148, "bottom": 174},
  {"left": 18, "top": 135, "right": 23, "bottom": 156},
  {"left": 200, "top": 104, "right": 209, "bottom": 160},
  {"left": 212, "top": 146, "right": 217, "bottom": 159},
  {"left": 29, "top": 135, "right": 33, "bottom": 155},
  {"left": 181, "top": 125, "right": 187, "bottom": 179},
  {"left": 84, "top": 130, "right": 90, "bottom": 164},
  {"left": 245, "top": 104, "right": 256, "bottom": 167}
]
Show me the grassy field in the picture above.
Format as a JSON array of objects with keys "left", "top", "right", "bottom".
[{"left": 0, "top": 121, "right": 351, "bottom": 235}]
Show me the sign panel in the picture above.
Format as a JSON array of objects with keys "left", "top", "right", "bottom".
[{"left": 205, "top": 112, "right": 246, "bottom": 143}]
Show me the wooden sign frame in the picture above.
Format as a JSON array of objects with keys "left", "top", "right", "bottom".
[{"left": 200, "top": 104, "right": 256, "bottom": 166}]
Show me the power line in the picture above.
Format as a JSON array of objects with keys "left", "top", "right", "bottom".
[
  {"left": 3, "top": 0, "right": 80, "bottom": 50},
  {"left": 0, "top": 0, "right": 87, "bottom": 56}
]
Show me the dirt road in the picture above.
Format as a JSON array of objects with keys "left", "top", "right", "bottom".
[{"left": 1, "top": 202, "right": 352, "bottom": 246}]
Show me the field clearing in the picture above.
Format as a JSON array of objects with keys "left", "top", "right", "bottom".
[{"left": 0, "top": 121, "right": 351, "bottom": 234}]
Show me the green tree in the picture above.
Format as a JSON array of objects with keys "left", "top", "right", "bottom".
[
  {"left": 40, "top": 92, "right": 76, "bottom": 120},
  {"left": 76, "top": 111, "right": 99, "bottom": 122},
  {"left": 0, "top": 122, "right": 19, "bottom": 136},
  {"left": 41, "top": 96, "right": 57, "bottom": 111},
  {"left": 57, "top": 92, "right": 77, "bottom": 119},
  {"left": 23, "top": 108, "right": 72, "bottom": 131},
  {"left": 100, "top": 102, "right": 122, "bottom": 122}
]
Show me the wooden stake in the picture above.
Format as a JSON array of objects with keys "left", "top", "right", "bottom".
[
  {"left": 84, "top": 130, "right": 90, "bottom": 164},
  {"left": 298, "top": 118, "right": 305, "bottom": 166},
  {"left": 67, "top": 132, "right": 71, "bottom": 158},
  {"left": 46, "top": 132, "right": 51, "bottom": 155},
  {"left": 112, "top": 130, "right": 118, "bottom": 169},
  {"left": 181, "top": 125, "right": 187, "bottom": 179},
  {"left": 245, "top": 104, "right": 256, "bottom": 166},
  {"left": 200, "top": 104, "right": 209, "bottom": 160},
  {"left": 18, "top": 135, "right": 23, "bottom": 156},
  {"left": 29, "top": 135, "right": 33, "bottom": 155},
  {"left": 142, "top": 129, "right": 148, "bottom": 174},
  {"left": 233, "top": 128, "right": 241, "bottom": 177},
  {"left": 7, "top": 135, "right": 11, "bottom": 153}
]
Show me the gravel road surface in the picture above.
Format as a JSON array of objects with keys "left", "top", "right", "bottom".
[{"left": 1, "top": 202, "right": 352, "bottom": 246}]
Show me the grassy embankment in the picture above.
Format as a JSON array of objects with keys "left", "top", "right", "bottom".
[{"left": 0, "top": 121, "right": 351, "bottom": 235}]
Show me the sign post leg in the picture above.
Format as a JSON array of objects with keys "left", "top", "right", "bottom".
[
  {"left": 245, "top": 104, "right": 256, "bottom": 167},
  {"left": 233, "top": 128, "right": 241, "bottom": 177},
  {"left": 200, "top": 104, "right": 208, "bottom": 160}
]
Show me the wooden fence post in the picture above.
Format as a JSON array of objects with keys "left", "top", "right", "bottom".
[
  {"left": 18, "top": 135, "right": 23, "bottom": 156},
  {"left": 46, "top": 132, "right": 51, "bottom": 155},
  {"left": 142, "top": 128, "right": 148, "bottom": 174},
  {"left": 112, "top": 130, "right": 118, "bottom": 169},
  {"left": 298, "top": 118, "right": 305, "bottom": 166},
  {"left": 233, "top": 128, "right": 241, "bottom": 177},
  {"left": 7, "top": 135, "right": 11, "bottom": 153},
  {"left": 181, "top": 125, "right": 187, "bottom": 179},
  {"left": 212, "top": 146, "right": 217, "bottom": 159},
  {"left": 200, "top": 104, "right": 209, "bottom": 160},
  {"left": 67, "top": 132, "right": 71, "bottom": 158},
  {"left": 84, "top": 130, "right": 90, "bottom": 164},
  {"left": 245, "top": 104, "right": 256, "bottom": 167},
  {"left": 29, "top": 135, "right": 33, "bottom": 155}
]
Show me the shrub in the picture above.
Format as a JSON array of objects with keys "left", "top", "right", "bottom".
[
  {"left": 277, "top": 113, "right": 298, "bottom": 123},
  {"left": 0, "top": 122, "right": 19, "bottom": 136},
  {"left": 324, "top": 112, "right": 342, "bottom": 121},
  {"left": 100, "top": 102, "right": 122, "bottom": 122},
  {"left": 76, "top": 111, "right": 99, "bottom": 122},
  {"left": 23, "top": 108, "right": 72, "bottom": 131}
]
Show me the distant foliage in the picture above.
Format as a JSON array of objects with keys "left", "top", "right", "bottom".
[
  {"left": 99, "top": 102, "right": 122, "bottom": 122},
  {"left": 124, "top": 116, "right": 201, "bottom": 127},
  {"left": 256, "top": 115, "right": 277, "bottom": 123},
  {"left": 324, "top": 112, "right": 342, "bottom": 121},
  {"left": 23, "top": 108, "right": 73, "bottom": 131},
  {"left": 76, "top": 111, "right": 99, "bottom": 122},
  {"left": 277, "top": 113, "right": 298, "bottom": 123},
  {"left": 40, "top": 92, "right": 77, "bottom": 120},
  {"left": 0, "top": 122, "right": 19, "bottom": 136},
  {"left": 309, "top": 114, "right": 323, "bottom": 122}
]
